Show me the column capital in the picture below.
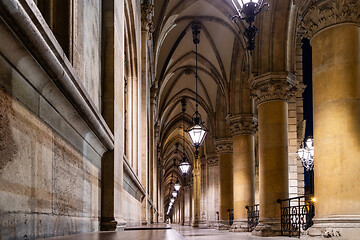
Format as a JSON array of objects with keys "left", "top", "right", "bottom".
[
  {"left": 141, "top": 0, "right": 154, "bottom": 33},
  {"left": 206, "top": 153, "right": 219, "bottom": 166},
  {"left": 297, "top": 0, "right": 360, "bottom": 39},
  {"left": 214, "top": 138, "right": 233, "bottom": 155},
  {"left": 250, "top": 72, "right": 299, "bottom": 106},
  {"left": 226, "top": 114, "right": 258, "bottom": 136}
]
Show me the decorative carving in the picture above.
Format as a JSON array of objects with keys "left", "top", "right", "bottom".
[
  {"left": 250, "top": 72, "right": 300, "bottom": 106},
  {"left": 206, "top": 154, "right": 219, "bottom": 166},
  {"left": 226, "top": 114, "right": 258, "bottom": 136},
  {"left": 141, "top": 1, "right": 154, "bottom": 33},
  {"left": 214, "top": 138, "right": 233, "bottom": 155},
  {"left": 298, "top": 0, "right": 360, "bottom": 38}
]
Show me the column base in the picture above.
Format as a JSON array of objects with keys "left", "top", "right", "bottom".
[
  {"left": 100, "top": 218, "right": 118, "bottom": 231},
  {"left": 116, "top": 221, "right": 127, "bottom": 231},
  {"left": 230, "top": 219, "right": 249, "bottom": 232},
  {"left": 252, "top": 218, "right": 281, "bottom": 237},
  {"left": 100, "top": 217, "right": 127, "bottom": 231},
  {"left": 301, "top": 216, "right": 360, "bottom": 239},
  {"left": 198, "top": 220, "right": 208, "bottom": 229},
  {"left": 191, "top": 220, "right": 199, "bottom": 227},
  {"left": 184, "top": 220, "right": 191, "bottom": 226},
  {"left": 215, "top": 220, "right": 231, "bottom": 230}
]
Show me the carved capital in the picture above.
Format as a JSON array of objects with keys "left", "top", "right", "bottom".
[
  {"left": 141, "top": 1, "right": 154, "bottom": 33},
  {"left": 214, "top": 138, "right": 233, "bottom": 155},
  {"left": 206, "top": 153, "right": 219, "bottom": 166},
  {"left": 298, "top": 0, "right": 360, "bottom": 38},
  {"left": 250, "top": 72, "right": 299, "bottom": 106},
  {"left": 226, "top": 114, "right": 258, "bottom": 136}
]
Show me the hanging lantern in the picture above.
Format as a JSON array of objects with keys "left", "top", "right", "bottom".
[
  {"left": 172, "top": 190, "right": 178, "bottom": 198},
  {"left": 229, "top": 0, "right": 269, "bottom": 50},
  {"left": 179, "top": 157, "right": 191, "bottom": 175},
  {"left": 186, "top": 111, "right": 208, "bottom": 148},
  {"left": 174, "top": 179, "right": 181, "bottom": 191},
  {"left": 186, "top": 23, "right": 208, "bottom": 148},
  {"left": 297, "top": 137, "right": 315, "bottom": 171}
]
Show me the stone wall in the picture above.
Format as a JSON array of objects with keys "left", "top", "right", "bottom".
[
  {"left": 72, "top": 0, "right": 102, "bottom": 110},
  {"left": 0, "top": 1, "right": 108, "bottom": 238},
  {"left": 0, "top": 88, "right": 100, "bottom": 240}
]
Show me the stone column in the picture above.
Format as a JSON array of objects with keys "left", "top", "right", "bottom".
[
  {"left": 156, "top": 146, "right": 164, "bottom": 223},
  {"left": 214, "top": 138, "right": 233, "bottom": 229},
  {"left": 150, "top": 86, "right": 159, "bottom": 223},
  {"left": 181, "top": 190, "right": 185, "bottom": 225},
  {"left": 140, "top": 0, "right": 154, "bottom": 225},
  {"left": 299, "top": 1, "right": 360, "bottom": 238},
  {"left": 191, "top": 166, "right": 201, "bottom": 227},
  {"left": 184, "top": 185, "right": 191, "bottom": 226},
  {"left": 100, "top": 0, "right": 126, "bottom": 230},
  {"left": 250, "top": 73, "right": 298, "bottom": 236},
  {"left": 198, "top": 159, "right": 208, "bottom": 228},
  {"left": 206, "top": 154, "right": 219, "bottom": 228},
  {"left": 226, "top": 114, "right": 257, "bottom": 232}
]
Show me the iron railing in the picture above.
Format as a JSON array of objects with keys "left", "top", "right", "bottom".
[
  {"left": 227, "top": 209, "right": 234, "bottom": 226},
  {"left": 245, "top": 204, "right": 259, "bottom": 232},
  {"left": 277, "top": 196, "right": 315, "bottom": 237}
]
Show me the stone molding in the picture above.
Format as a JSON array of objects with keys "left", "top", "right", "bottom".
[
  {"left": 206, "top": 153, "right": 219, "bottom": 166},
  {"left": 226, "top": 114, "right": 258, "bottom": 136},
  {"left": 141, "top": 1, "right": 154, "bottom": 33},
  {"left": 297, "top": 0, "right": 360, "bottom": 39},
  {"left": 250, "top": 72, "right": 299, "bottom": 106},
  {"left": 214, "top": 138, "right": 233, "bottom": 155}
]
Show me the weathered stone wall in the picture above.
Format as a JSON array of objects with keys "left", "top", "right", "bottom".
[
  {"left": 0, "top": 88, "right": 100, "bottom": 240},
  {"left": 0, "top": 2, "right": 106, "bottom": 238},
  {"left": 72, "top": 0, "right": 102, "bottom": 110}
]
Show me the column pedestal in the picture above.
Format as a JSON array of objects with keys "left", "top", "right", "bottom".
[{"left": 229, "top": 219, "right": 249, "bottom": 232}]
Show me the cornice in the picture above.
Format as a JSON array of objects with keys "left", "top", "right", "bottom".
[
  {"left": 226, "top": 114, "right": 258, "bottom": 136},
  {"left": 214, "top": 138, "right": 233, "bottom": 155},
  {"left": 250, "top": 72, "right": 299, "bottom": 106},
  {"left": 297, "top": 0, "right": 360, "bottom": 38}
]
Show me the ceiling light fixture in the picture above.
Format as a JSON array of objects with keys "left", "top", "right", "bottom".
[
  {"left": 186, "top": 22, "right": 208, "bottom": 151},
  {"left": 179, "top": 98, "right": 191, "bottom": 175},
  {"left": 230, "top": 0, "right": 269, "bottom": 51},
  {"left": 174, "top": 178, "right": 181, "bottom": 191}
]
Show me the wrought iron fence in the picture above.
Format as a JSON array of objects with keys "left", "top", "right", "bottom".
[
  {"left": 245, "top": 204, "right": 259, "bottom": 232},
  {"left": 227, "top": 209, "right": 234, "bottom": 226},
  {"left": 277, "top": 196, "right": 315, "bottom": 237}
]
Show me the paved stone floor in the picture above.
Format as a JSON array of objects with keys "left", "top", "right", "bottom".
[
  {"left": 172, "top": 225, "right": 293, "bottom": 240},
  {"left": 40, "top": 224, "right": 294, "bottom": 240}
]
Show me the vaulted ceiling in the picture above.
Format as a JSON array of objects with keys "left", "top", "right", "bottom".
[
  {"left": 153, "top": 0, "right": 295, "bottom": 208},
  {"left": 153, "top": 0, "right": 250, "bottom": 204}
]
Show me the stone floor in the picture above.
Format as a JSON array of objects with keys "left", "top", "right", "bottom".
[{"left": 39, "top": 224, "right": 295, "bottom": 240}]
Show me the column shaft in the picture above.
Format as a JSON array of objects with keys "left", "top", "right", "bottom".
[
  {"left": 219, "top": 153, "right": 233, "bottom": 222},
  {"left": 306, "top": 24, "right": 360, "bottom": 238},
  {"left": 233, "top": 134, "right": 255, "bottom": 228},
  {"left": 258, "top": 100, "right": 289, "bottom": 220}
]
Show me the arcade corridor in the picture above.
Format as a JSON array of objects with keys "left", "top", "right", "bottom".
[{"left": 0, "top": 0, "right": 359, "bottom": 240}]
